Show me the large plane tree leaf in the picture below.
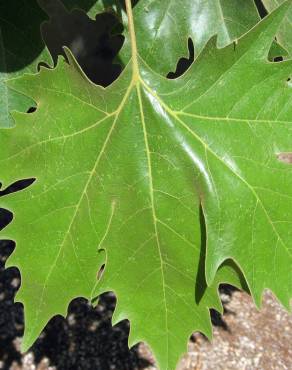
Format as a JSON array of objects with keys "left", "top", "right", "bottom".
[
  {"left": 0, "top": 51, "right": 247, "bottom": 370},
  {"left": 0, "top": 47, "right": 247, "bottom": 370},
  {"left": 1, "top": 1, "right": 292, "bottom": 369}
]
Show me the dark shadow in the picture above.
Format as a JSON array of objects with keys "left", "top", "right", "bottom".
[
  {"left": 0, "top": 179, "right": 35, "bottom": 198},
  {"left": 32, "top": 294, "right": 152, "bottom": 370},
  {"left": 0, "top": 240, "right": 23, "bottom": 369},
  {"left": 194, "top": 204, "right": 208, "bottom": 305},
  {"left": 0, "top": 210, "right": 13, "bottom": 232},
  {"left": 219, "top": 284, "right": 239, "bottom": 297},
  {"left": 167, "top": 38, "right": 195, "bottom": 79},
  {"left": 0, "top": 1, "right": 49, "bottom": 73},
  {"left": 210, "top": 308, "right": 229, "bottom": 331},
  {"left": 0, "top": 0, "right": 99, "bottom": 74},
  {"left": 210, "top": 283, "right": 243, "bottom": 331},
  {"left": 98, "top": 0, "right": 140, "bottom": 11},
  {"left": 27, "top": 107, "right": 37, "bottom": 114},
  {"left": 254, "top": 0, "right": 268, "bottom": 18},
  {"left": 0, "top": 0, "right": 142, "bottom": 86},
  {"left": 40, "top": 0, "right": 124, "bottom": 86}
]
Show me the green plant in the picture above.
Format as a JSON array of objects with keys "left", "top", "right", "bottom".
[{"left": 0, "top": 1, "right": 291, "bottom": 369}]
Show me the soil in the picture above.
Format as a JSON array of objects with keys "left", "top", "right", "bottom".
[
  {"left": 176, "top": 290, "right": 292, "bottom": 370},
  {"left": 1, "top": 240, "right": 292, "bottom": 370}
]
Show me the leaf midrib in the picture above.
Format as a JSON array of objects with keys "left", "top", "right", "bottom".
[{"left": 136, "top": 82, "right": 170, "bottom": 364}]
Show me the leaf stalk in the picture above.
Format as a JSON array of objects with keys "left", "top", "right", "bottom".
[{"left": 125, "top": 0, "right": 140, "bottom": 81}]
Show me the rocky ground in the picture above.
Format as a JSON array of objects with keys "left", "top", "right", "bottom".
[
  {"left": 1, "top": 240, "right": 292, "bottom": 370},
  {"left": 177, "top": 289, "right": 292, "bottom": 370}
]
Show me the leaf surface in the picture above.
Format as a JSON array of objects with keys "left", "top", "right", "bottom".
[
  {"left": 118, "top": 0, "right": 261, "bottom": 74},
  {"left": 1, "top": 2, "right": 292, "bottom": 369},
  {"left": 168, "top": 3, "right": 292, "bottom": 307},
  {"left": 263, "top": 0, "right": 292, "bottom": 56},
  {"left": 0, "top": 53, "right": 245, "bottom": 369}
]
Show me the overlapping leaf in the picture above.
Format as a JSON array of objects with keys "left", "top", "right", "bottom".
[
  {"left": 116, "top": 0, "right": 261, "bottom": 74},
  {"left": 71, "top": 0, "right": 287, "bottom": 69},
  {"left": 263, "top": 0, "right": 292, "bottom": 56},
  {"left": 1, "top": 1, "right": 292, "bottom": 370}
]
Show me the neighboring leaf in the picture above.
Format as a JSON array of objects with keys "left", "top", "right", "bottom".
[
  {"left": 74, "top": 0, "right": 261, "bottom": 74},
  {"left": 263, "top": 0, "right": 292, "bottom": 56},
  {"left": 61, "top": 0, "right": 105, "bottom": 17},
  {"left": 71, "top": 0, "right": 285, "bottom": 69},
  {"left": 119, "top": 0, "right": 261, "bottom": 74},
  {"left": 1, "top": 2, "right": 292, "bottom": 370}
]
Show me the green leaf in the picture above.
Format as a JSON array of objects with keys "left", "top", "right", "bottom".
[
  {"left": 263, "top": 0, "right": 292, "bottom": 56},
  {"left": 1, "top": 1, "right": 292, "bottom": 369},
  {"left": 118, "top": 0, "right": 261, "bottom": 74},
  {"left": 0, "top": 50, "right": 247, "bottom": 370},
  {"left": 60, "top": 0, "right": 285, "bottom": 68},
  {"left": 269, "top": 39, "right": 289, "bottom": 59}
]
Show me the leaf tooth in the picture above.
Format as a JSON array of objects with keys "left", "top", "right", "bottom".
[
  {"left": 128, "top": 327, "right": 141, "bottom": 349},
  {"left": 204, "top": 245, "right": 228, "bottom": 287},
  {"left": 14, "top": 289, "right": 24, "bottom": 304},
  {"left": 111, "top": 299, "right": 128, "bottom": 326},
  {"left": 5, "top": 255, "right": 18, "bottom": 270}
]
